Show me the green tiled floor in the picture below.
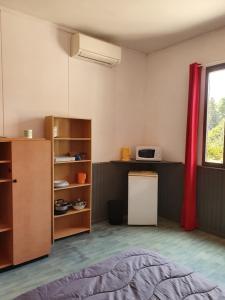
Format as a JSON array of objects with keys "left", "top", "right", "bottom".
[{"left": 0, "top": 218, "right": 225, "bottom": 299}]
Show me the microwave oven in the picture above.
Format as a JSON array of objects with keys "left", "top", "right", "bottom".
[{"left": 136, "top": 146, "right": 162, "bottom": 161}]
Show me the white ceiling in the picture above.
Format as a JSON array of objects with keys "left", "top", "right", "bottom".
[{"left": 1, "top": 0, "right": 225, "bottom": 53}]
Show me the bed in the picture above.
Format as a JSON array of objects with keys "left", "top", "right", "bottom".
[{"left": 15, "top": 249, "right": 225, "bottom": 299}]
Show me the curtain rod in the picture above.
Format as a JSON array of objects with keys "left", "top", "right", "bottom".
[{"left": 199, "top": 59, "right": 225, "bottom": 68}]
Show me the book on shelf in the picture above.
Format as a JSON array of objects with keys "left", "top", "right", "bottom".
[{"left": 54, "top": 156, "right": 75, "bottom": 162}]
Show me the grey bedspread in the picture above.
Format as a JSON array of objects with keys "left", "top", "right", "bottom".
[{"left": 15, "top": 249, "right": 225, "bottom": 299}]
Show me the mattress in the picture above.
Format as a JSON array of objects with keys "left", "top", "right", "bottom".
[{"left": 15, "top": 249, "right": 225, "bottom": 299}]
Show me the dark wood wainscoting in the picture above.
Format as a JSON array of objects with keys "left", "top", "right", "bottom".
[
  {"left": 197, "top": 166, "right": 225, "bottom": 238},
  {"left": 92, "top": 163, "right": 127, "bottom": 223},
  {"left": 92, "top": 162, "right": 184, "bottom": 223},
  {"left": 92, "top": 162, "right": 225, "bottom": 238}
]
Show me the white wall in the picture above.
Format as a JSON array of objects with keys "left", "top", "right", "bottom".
[
  {"left": 115, "top": 49, "right": 147, "bottom": 158},
  {"left": 145, "top": 27, "right": 225, "bottom": 163},
  {"left": 1, "top": 11, "right": 69, "bottom": 137},
  {"left": 69, "top": 57, "right": 117, "bottom": 161},
  {"left": 4, "top": 6, "right": 225, "bottom": 164},
  {"left": 0, "top": 9, "right": 147, "bottom": 162}
]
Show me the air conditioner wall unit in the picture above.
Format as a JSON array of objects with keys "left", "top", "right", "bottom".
[{"left": 71, "top": 33, "right": 121, "bottom": 67}]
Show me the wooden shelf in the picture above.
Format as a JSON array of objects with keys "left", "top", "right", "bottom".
[
  {"left": 0, "top": 138, "right": 45, "bottom": 142},
  {"left": 54, "top": 208, "right": 90, "bottom": 219},
  {"left": 54, "top": 183, "right": 91, "bottom": 191},
  {"left": 0, "top": 224, "right": 11, "bottom": 233},
  {"left": 54, "top": 160, "right": 91, "bottom": 165},
  {"left": 0, "top": 179, "right": 11, "bottom": 183},
  {"left": 45, "top": 116, "right": 92, "bottom": 241},
  {"left": 0, "top": 141, "right": 12, "bottom": 269},
  {"left": 54, "top": 137, "right": 91, "bottom": 141},
  {"left": 0, "top": 160, "right": 11, "bottom": 164},
  {"left": 54, "top": 226, "right": 90, "bottom": 240},
  {"left": 0, "top": 257, "right": 11, "bottom": 269}
]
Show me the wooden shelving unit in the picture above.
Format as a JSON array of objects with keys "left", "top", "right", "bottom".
[
  {"left": 0, "top": 160, "right": 11, "bottom": 164},
  {"left": 0, "top": 224, "right": 12, "bottom": 233},
  {"left": 0, "top": 179, "right": 12, "bottom": 183},
  {"left": 0, "top": 142, "right": 12, "bottom": 269},
  {"left": 45, "top": 116, "right": 92, "bottom": 240},
  {"left": 54, "top": 226, "right": 90, "bottom": 240},
  {"left": 54, "top": 208, "right": 91, "bottom": 219},
  {"left": 54, "top": 183, "right": 91, "bottom": 191},
  {"left": 54, "top": 160, "right": 91, "bottom": 165},
  {"left": 0, "top": 257, "right": 12, "bottom": 269},
  {"left": 54, "top": 138, "right": 91, "bottom": 141}
]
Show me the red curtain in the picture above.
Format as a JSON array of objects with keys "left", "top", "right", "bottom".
[{"left": 181, "top": 63, "right": 202, "bottom": 231}]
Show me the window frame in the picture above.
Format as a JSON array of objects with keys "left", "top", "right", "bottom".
[{"left": 202, "top": 63, "right": 225, "bottom": 168}]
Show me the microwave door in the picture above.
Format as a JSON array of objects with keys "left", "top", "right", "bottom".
[{"left": 138, "top": 149, "right": 155, "bottom": 159}]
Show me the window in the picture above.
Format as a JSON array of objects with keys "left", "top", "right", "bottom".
[{"left": 203, "top": 63, "right": 225, "bottom": 167}]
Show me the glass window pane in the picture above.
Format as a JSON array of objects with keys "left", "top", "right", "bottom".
[{"left": 205, "top": 69, "right": 225, "bottom": 164}]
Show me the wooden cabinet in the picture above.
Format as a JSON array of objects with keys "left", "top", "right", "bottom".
[
  {"left": 0, "top": 139, "right": 51, "bottom": 269},
  {"left": 0, "top": 141, "right": 13, "bottom": 269},
  {"left": 45, "top": 116, "right": 92, "bottom": 240}
]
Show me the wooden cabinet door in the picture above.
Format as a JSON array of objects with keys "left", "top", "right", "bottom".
[{"left": 11, "top": 140, "right": 51, "bottom": 265}]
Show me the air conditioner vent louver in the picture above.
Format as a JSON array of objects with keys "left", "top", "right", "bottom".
[{"left": 71, "top": 33, "right": 121, "bottom": 67}]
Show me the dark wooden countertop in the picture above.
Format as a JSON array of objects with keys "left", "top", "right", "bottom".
[{"left": 111, "top": 160, "right": 182, "bottom": 164}]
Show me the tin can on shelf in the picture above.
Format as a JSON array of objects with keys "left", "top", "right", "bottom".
[{"left": 24, "top": 129, "right": 32, "bottom": 139}]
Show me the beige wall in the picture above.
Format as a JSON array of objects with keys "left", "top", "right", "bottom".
[
  {"left": 115, "top": 49, "right": 147, "bottom": 158},
  {"left": 145, "top": 27, "right": 225, "bottom": 163},
  {"left": 1, "top": 11, "right": 69, "bottom": 138},
  {"left": 0, "top": 9, "right": 147, "bottom": 162},
  {"left": 69, "top": 57, "right": 117, "bottom": 161},
  {"left": 4, "top": 6, "right": 224, "bottom": 164}
]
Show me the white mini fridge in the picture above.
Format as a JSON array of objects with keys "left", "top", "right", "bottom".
[{"left": 128, "top": 171, "right": 158, "bottom": 225}]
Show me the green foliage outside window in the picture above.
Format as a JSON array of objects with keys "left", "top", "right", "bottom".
[{"left": 206, "top": 97, "right": 225, "bottom": 163}]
